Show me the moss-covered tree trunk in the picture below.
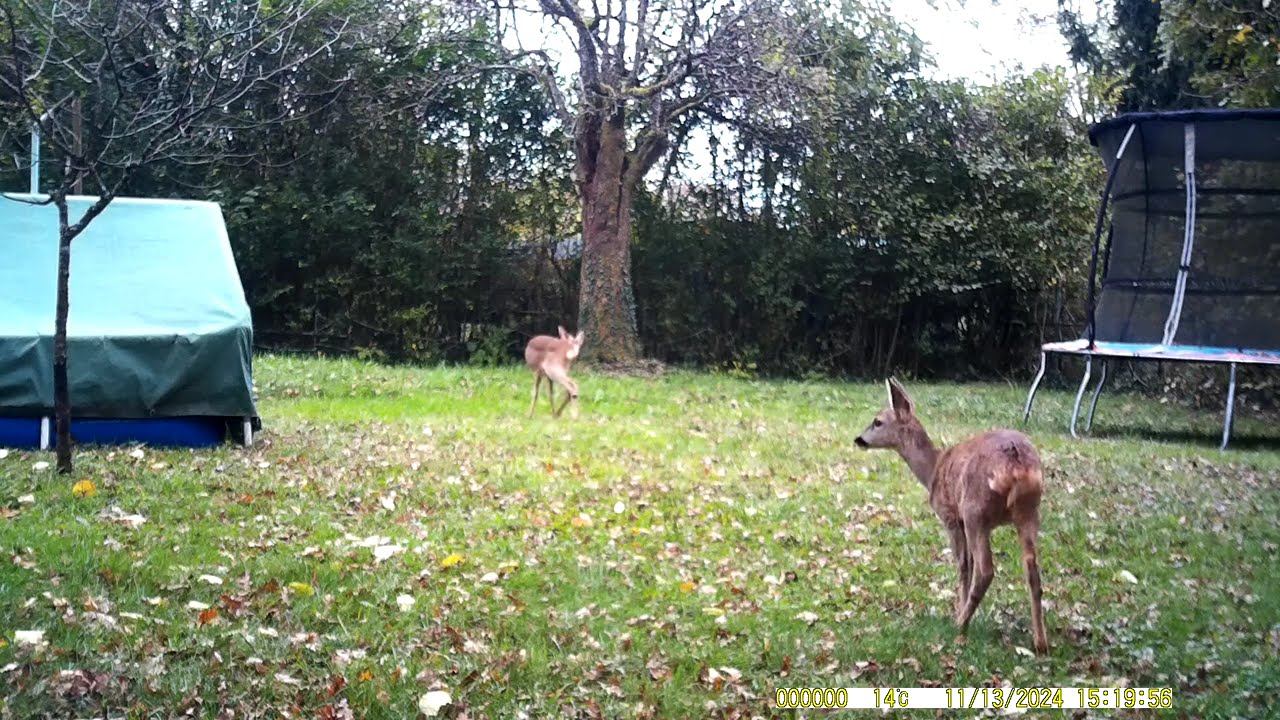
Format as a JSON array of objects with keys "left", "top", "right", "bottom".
[{"left": 576, "top": 110, "right": 643, "bottom": 363}]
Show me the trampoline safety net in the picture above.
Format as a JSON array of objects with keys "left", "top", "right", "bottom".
[{"left": 1089, "top": 110, "right": 1280, "bottom": 350}]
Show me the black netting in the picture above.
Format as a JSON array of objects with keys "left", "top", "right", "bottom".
[{"left": 1089, "top": 111, "right": 1280, "bottom": 350}]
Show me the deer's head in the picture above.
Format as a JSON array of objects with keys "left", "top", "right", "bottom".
[
  {"left": 855, "top": 378, "right": 919, "bottom": 450},
  {"left": 557, "top": 326, "right": 586, "bottom": 360}
]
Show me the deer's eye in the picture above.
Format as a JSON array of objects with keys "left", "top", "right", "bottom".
[{"left": 872, "top": 419, "right": 883, "bottom": 428}]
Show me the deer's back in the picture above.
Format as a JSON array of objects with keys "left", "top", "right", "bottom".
[
  {"left": 930, "top": 429, "right": 1042, "bottom": 527},
  {"left": 525, "top": 335, "right": 561, "bottom": 370}
]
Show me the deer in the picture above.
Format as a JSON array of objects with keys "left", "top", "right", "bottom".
[
  {"left": 525, "top": 326, "right": 585, "bottom": 418},
  {"left": 855, "top": 378, "right": 1048, "bottom": 655}
]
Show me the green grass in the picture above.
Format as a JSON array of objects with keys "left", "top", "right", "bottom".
[{"left": 2, "top": 355, "right": 1278, "bottom": 718}]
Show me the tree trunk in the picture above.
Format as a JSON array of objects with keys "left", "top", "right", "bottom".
[
  {"left": 577, "top": 115, "right": 642, "bottom": 362},
  {"left": 54, "top": 200, "right": 73, "bottom": 474}
]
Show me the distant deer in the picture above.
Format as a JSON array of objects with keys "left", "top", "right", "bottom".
[
  {"left": 525, "top": 326, "right": 585, "bottom": 418},
  {"left": 855, "top": 378, "right": 1048, "bottom": 654}
]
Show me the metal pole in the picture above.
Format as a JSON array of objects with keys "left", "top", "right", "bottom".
[
  {"left": 1221, "top": 362, "right": 1237, "bottom": 451},
  {"left": 1085, "top": 360, "right": 1108, "bottom": 433},
  {"left": 1070, "top": 356, "right": 1092, "bottom": 438},
  {"left": 1087, "top": 123, "right": 1136, "bottom": 349},
  {"left": 29, "top": 125, "right": 40, "bottom": 194},
  {"left": 1023, "top": 351, "right": 1047, "bottom": 422},
  {"left": 1162, "top": 122, "right": 1197, "bottom": 346}
]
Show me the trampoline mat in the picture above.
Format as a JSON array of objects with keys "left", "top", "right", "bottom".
[{"left": 1042, "top": 339, "right": 1280, "bottom": 366}]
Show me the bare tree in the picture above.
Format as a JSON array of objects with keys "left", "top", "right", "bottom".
[
  {"left": 0, "top": 0, "right": 351, "bottom": 473},
  {"left": 484, "top": 0, "right": 821, "bottom": 361}
]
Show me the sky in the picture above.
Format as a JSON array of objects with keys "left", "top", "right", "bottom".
[
  {"left": 894, "top": 0, "right": 1073, "bottom": 81},
  {"left": 508, "top": 1, "right": 1078, "bottom": 86},
  {"left": 507, "top": 0, "right": 1082, "bottom": 183}
]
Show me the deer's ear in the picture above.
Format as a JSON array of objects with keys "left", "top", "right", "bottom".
[
  {"left": 557, "top": 326, "right": 569, "bottom": 339},
  {"left": 888, "top": 377, "right": 914, "bottom": 417},
  {"left": 575, "top": 331, "right": 584, "bottom": 343}
]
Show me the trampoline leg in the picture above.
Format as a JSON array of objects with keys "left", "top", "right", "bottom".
[
  {"left": 1221, "top": 363, "right": 1237, "bottom": 451},
  {"left": 1085, "top": 360, "right": 1108, "bottom": 433},
  {"left": 39, "top": 417, "right": 51, "bottom": 451},
  {"left": 242, "top": 418, "right": 254, "bottom": 448},
  {"left": 1023, "top": 351, "right": 1047, "bottom": 423},
  {"left": 1070, "top": 356, "right": 1093, "bottom": 439}
]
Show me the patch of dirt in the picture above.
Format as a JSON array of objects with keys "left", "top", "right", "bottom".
[{"left": 588, "top": 358, "right": 669, "bottom": 378}]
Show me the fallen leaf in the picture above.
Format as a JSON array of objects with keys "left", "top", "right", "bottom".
[
  {"left": 679, "top": 581, "right": 697, "bottom": 594},
  {"left": 199, "top": 574, "right": 224, "bottom": 586},
  {"left": 647, "top": 656, "right": 672, "bottom": 682},
  {"left": 13, "top": 630, "right": 44, "bottom": 646},
  {"left": 288, "top": 582, "right": 315, "bottom": 597},
  {"left": 396, "top": 594, "right": 415, "bottom": 611},
  {"left": 795, "top": 611, "right": 819, "bottom": 625},
  {"left": 52, "top": 669, "right": 109, "bottom": 699},
  {"left": 418, "top": 690, "right": 452, "bottom": 717},
  {"left": 439, "top": 553, "right": 464, "bottom": 569},
  {"left": 99, "top": 506, "right": 147, "bottom": 528},
  {"left": 275, "top": 672, "right": 301, "bottom": 686},
  {"left": 186, "top": 601, "right": 210, "bottom": 611},
  {"left": 71, "top": 480, "right": 96, "bottom": 498},
  {"left": 373, "top": 544, "right": 403, "bottom": 562},
  {"left": 1117, "top": 570, "right": 1139, "bottom": 585},
  {"left": 33, "top": 461, "right": 50, "bottom": 471},
  {"left": 198, "top": 608, "right": 219, "bottom": 625},
  {"left": 327, "top": 674, "right": 347, "bottom": 697}
]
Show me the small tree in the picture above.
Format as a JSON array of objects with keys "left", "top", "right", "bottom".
[
  {"left": 1, "top": 0, "right": 350, "bottom": 472},
  {"left": 481, "top": 0, "right": 820, "bottom": 361}
]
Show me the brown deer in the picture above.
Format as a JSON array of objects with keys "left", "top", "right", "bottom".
[
  {"left": 524, "top": 326, "right": 585, "bottom": 418},
  {"left": 855, "top": 378, "right": 1048, "bottom": 654}
]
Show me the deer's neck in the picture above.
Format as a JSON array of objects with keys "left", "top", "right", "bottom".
[{"left": 897, "top": 425, "right": 941, "bottom": 491}]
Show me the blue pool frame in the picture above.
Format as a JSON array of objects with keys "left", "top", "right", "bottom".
[{"left": 0, "top": 416, "right": 251, "bottom": 449}]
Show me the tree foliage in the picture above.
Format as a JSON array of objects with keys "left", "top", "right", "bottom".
[
  {"left": 1058, "top": 0, "right": 1280, "bottom": 109},
  {"left": 4, "top": 0, "right": 1207, "bottom": 383}
]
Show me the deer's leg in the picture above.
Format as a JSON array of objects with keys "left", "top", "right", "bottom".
[
  {"left": 545, "top": 367, "right": 578, "bottom": 418},
  {"left": 1018, "top": 517, "right": 1049, "bottom": 655},
  {"left": 956, "top": 523, "right": 994, "bottom": 631},
  {"left": 947, "top": 524, "right": 970, "bottom": 616},
  {"left": 545, "top": 377, "right": 555, "bottom": 410},
  {"left": 565, "top": 378, "right": 580, "bottom": 418},
  {"left": 528, "top": 373, "right": 542, "bottom": 417}
]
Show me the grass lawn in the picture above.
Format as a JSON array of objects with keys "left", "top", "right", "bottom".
[{"left": 2, "top": 355, "right": 1279, "bottom": 719}]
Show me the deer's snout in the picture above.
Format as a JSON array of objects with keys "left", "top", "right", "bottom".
[{"left": 854, "top": 436, "right": 869, "bottom": 448}]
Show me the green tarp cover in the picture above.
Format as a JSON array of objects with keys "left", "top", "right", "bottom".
[{"left": 0, "top": 196, "right": 256, "bottom": 418}]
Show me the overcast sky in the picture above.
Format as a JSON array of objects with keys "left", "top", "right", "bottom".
[
  {"left": 896, "top": 0, "right": 1073, "bottom": 80},
  {"left": 507, "top": 0, "right": 1081, "bottom": 183},
  {"left": 507, "top": 1, "right": 1077, "bottom": 85}
]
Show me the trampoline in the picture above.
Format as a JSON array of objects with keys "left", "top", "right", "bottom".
[
  {"left": 1024, "top": 109, "right": 1280, "bottom": 449},
  {"left": 0, "top": 195, "right": 259, "bottom": 449}
]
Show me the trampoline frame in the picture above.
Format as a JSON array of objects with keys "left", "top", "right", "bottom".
[
  {"left": 1022, "top": 344, "right": 1258, "bottom": 450},
  {"left": 1025, "top": 111, "right": 1279, "bottom": 450}
]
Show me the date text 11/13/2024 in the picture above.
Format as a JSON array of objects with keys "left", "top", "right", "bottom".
[{"left": 774, "top": 686, "right": 1175, "bottom": 710}]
